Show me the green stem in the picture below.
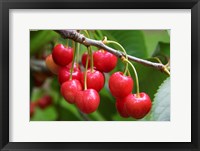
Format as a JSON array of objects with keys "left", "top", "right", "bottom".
[
  {"left": 76, "top": 43, "right": 80, "bottom": 65},
  {"left": 106, "top": 40, "right": 128, "bottom": 75},
  {"left": 83, "top": 30, "right": 90, "bottom": 39},
  {"left": 69, "top": 41, "right": 76, "bottom": 80},
  {"left": 84, "top": 47, "right": 90, "bottom": 90},
  {"left": 65, "top": 39, "right": 69, "bottom": 47},
  {"left": 88, "top": 46, "right": 94, "bottom": 72},
  {"left": 164, "top": 67, "right": 170, "bottom": 76},
  {"left": 125, "top": 59, "right": 140, "bottom": 98},
  {"left": 153, "top": 57, "right": 162, "bottom": 64},
  {"left": 82, "top": 30, "right": 94, "bottom": 72}
]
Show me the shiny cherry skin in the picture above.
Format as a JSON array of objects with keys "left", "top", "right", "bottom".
[
  {"left": 80, "top": 69, "right": 105, "bottom": 92},
  {"left": 58, "top": 65, "right": 81, "bottom": 85},
  {"left": 37, "top": 95, "right": 52, "bottom": 109},
  {"left": 109, "top": 72, "right": 133, "bottom": 98},
  {"left": 93, "top": 50, "right": 117, "bottom": 72},
  {"left": 75, "top": 89, "right": 100, "bottom": 114},
  {"left": 125, "top": 93, "right": 152, "bottom": 119},
  {"left": 61, "top": 79, "right": 82, "bottom": 104},
  {"left": 45, "top": 54, "right": 60, "bottom": 74},
  {"left": 116, "top": 99, "right": 130, "bottom": 118},
  {"left": 52, "top": 44, "right": 73, "bottom": 66},
  {"left": 81, "top": 52, "right": 91, "bottom": 68},
  {"left": 67, "top": 62, "right": 81, "bottom": 70}
]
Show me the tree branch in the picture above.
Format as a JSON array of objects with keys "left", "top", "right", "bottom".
[{"left": 54, "top": 30, "right": 169, "bottom": 75}]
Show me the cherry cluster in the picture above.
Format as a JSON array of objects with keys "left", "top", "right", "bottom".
[
  {"left": 45, "top": 41, "right": 152, "bottom": 119},
  {"left": 30, "top": 95, "right": 52, "bottom": 117}
]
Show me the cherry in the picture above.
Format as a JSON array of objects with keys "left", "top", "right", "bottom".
[
  {"left": 81, "top": 52, "right": 90, "bottom": 68},
  {"left": 30, "top": 102, "right": 35, "bottom": 117},
  {"left": 93, "top": 50, "right": 117, "bottom": 72},
  {"left": 75, "top": 89, "right": 100, "bottom": 114},
  {"left": 80, "top": 69, "right": 105, "bottom": 92},
  {"left": 37, "top": 95, "right": 52, "bottom": 109},
  {"left": 32, "top": 72, "right": 48, "bottom": 87},
  {"left": 116, "top": 99, "right": 130, "bottom": 118},
  {"left": 58, "top": 65, "right": 81, "bottom": 85},
  {"left": 52, "top": 44, "right": 73, "bottom": 66},
  {"left": 61, "top": 79, "right": 82, "bottom": 104},
  {"left": 45, "top": 54, "right": 60, "bottom": 75},
  {"left": 125, "top": 93, "right": 152, "bottom": 119},
  {"left": 109, "top": 72, "right": 133, "bottom": 98},
  {"left": 67, "top": 62, "right": 81, "bottom": 70}
]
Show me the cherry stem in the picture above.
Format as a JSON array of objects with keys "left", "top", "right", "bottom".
[
  {"left": 76, "top": 43, "right": 80, "bottom": 65},
  {"left": 125, "top": 59, "right": 140, "bottom": 98},
  {"left": 88, "top": 46, "right": 94, "bottom": 72},
  {"left": 106, "top": 40, "right": 128, "bottom": 75},
  {"left": 83, "top": 30, "right": 94, "bottom": 72},
  {"left": 152, "top": 57, "right": 170, "bottom": 76},
  {"left": 69, "top": 41, "right": 76, "bottom": 80},
  {"left": 84, "top": 47, "right": 90, "bottom": 90},
  {"left": 65, "top": 39, "right": 69, "bottom": 47}
]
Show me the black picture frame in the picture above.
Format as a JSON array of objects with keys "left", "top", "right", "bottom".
[{"left": 0, "top": 0, "right": 200, "bottom": 150}]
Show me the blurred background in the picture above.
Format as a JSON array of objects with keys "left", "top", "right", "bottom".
[{"left": 30, "top": 30, "right": 170, "bottom": 121}]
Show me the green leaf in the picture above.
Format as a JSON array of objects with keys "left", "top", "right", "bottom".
[
  {"left": 152, "top": 42, "right": 170, "bottom": 58},
  {"left": 150, "top": 77, "right": 170, "bottom": 121},
  {"left": 59, "top": 97, "right": 83, "bottom": 120},
  {"left": 30, "top": 30, "right": 59, "bottom": 55},
  {"left": 87, "top": 110, "right": 106, "bottom": 121},
  {"left": 112, "top": 114, "right": 136, "bottom": 121},
  {"left": 102, "top": 30, "right": 148, "bottom": 58},
  {"left": 31, "top": 106, "right": 58, "bottom": 121},
  {"left": 142, "top": 30, "right": 170, "bottom": 56},
  {"left": 97, "top": 87, "right": 116, "bottom": 120}
]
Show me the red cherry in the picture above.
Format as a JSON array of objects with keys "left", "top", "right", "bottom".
[
  {"left": 45, "top": 54, "right": 60, "bottom": 75},
  {"left": 125, "top": 93, "right": 152, "bottom": 119},
  {"left": 116, "top": 99, "right": 130, "bottom": 118},
  {"left": 67, "top": 62, "right": 81, "bottom": 70},
  {"left": 75, "top": 89, "right": 100, "bottom": 114},
  {"left": 58, "top": 66, "right": 81, "bottom": 85},
  {"left": 52, "top": 44, "right": 73, "bottom": 66},
  {"left": 109, "top": 72, "right": 133, "bottom": 98},
  {"left": 80, "top": 69, "right": 105, "bottom": 92},
  {"left": 37, "top": 95, "right": 52, "bottom": 109},
  {"left": 32, "top": 72, "right": 48, "bottom": 87},
  {"left": 61, "top": 79, "right": 82, "bottom": 104},
  {"left": 81, "top": 52, "right": 90, "bottom": 68},
  {"left": 30, "top": 102, "right": 35, "bottom": 117},
  {"left": 93, "top": 50, "right": 117, "bottom": 72}
]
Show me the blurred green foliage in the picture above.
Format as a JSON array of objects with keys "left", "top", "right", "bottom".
[{"left": 30, "top": 30, "right": 170, "bottom": 121}]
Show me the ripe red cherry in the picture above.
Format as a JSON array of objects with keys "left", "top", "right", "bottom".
[
  {"left": 81, "top": 52, "right": 90, "bottom": 68},
  {"left": 93, "top": 50, "right": 117, "bottom": 72},
  {"left": 125, "top": 93, "right": 152, "bottom": 119},
  {"left": 67, "top": 62, "right": 81, "bottom": 70},
  {"left": 58, "top": 65, "right": 81, "bottom": 84},
  {"left": 61, "top": 79, "right": 82, "bottom": 104},
  {"left": 80, "top": 69, "right": 105, "bottom": 92},
  {"left": 109, "top": 72, "right": 133, "bottom": 98},
  {"left": 116, "top": 99, "right": 130, "bottom": 118},
  {"left": 45, "top": 54, "right": 60, "bottom": 74},
  {"left": 52, "top": 44, "right": 73, "bottom": 66},
  {"left": 37, "top": 95, "right": 52, "bottom": 109},
  {"left": 75, "top": 89, "right": 100, "bottom": 114}
]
